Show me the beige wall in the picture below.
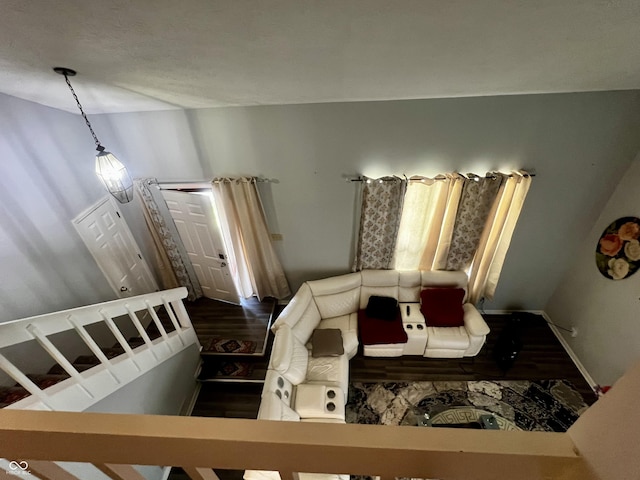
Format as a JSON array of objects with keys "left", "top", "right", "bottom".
[
  {"left": 569, "top": 359, "right": 640, "bottom": 479},
  {"left": 92, "top": 91, "right": 640, "bottom": 310},
  {"left": 3, "top": 90, "right": 640, "bottom": 367},
  {"left": 546, "top": 152, "right": 640, "bottom": 386},
  {"left": 0, "top": 93, "right": 114, "bottom": 322}
]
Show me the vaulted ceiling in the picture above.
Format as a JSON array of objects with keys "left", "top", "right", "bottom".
[{"left": 2, "top": 0, "right": 639, "bottom": 114}]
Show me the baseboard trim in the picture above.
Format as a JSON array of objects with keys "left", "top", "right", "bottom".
[
  {"left": 540, "top": 311, "right": 598, "bottom": 391},
  {"left": 483, "top": 309, "right": 598, "bottom": 391},
  {"left": 180, "top": 382, "right": 202, "bottom": 417}
]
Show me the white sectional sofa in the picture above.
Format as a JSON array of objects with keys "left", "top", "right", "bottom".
[
  {"left": 273, "top": 269, "right": 490, "bottom": 359},
  {"left": 244, "top": 269, "right": 490, "bottom": 480}
]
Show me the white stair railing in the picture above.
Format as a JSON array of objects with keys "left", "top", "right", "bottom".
[{"left": 0, "top": 287, "right": 199, "bottom": 412}]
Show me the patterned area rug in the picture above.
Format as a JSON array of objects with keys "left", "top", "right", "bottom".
[
  {"left": 204, "top": 338, "right": 257, "bottom": 354},
  {"left": 215, "top": 361, "right": 254, "bottom": 378},
  {"left": 346, "top": 380, "right": 588, "bottom": 432}
]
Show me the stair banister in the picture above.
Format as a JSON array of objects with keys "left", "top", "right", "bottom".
[
  {"left": 145, "top": 300, "right": 173, "bottom": 352},
  {"left": 100, "top": 310, "right": 142, "bottom": 372},
  {"left": 0, "top": 287, "right": 197, "bottom": 412},
  {"left": 68, "top": 315, "right": 121, "bottom": 384},
  {"left": 162, "top": 297, "right": 186, "bottom": 346},
  {"left": 26, "top": 323, "right": 94, "bottom": 398},
  {"left": 0, "top": 353, "right": 53, "bottom": 409},
  {"left": 125, "top": 305, "right": 160, "bottom": 360}
]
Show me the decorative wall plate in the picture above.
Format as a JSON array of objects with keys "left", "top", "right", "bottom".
[{"left": 595, "top": 216, "right": 640, "bottom": 280}]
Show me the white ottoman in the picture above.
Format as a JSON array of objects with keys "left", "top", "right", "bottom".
[
  {"left": 293, "top": 384, "right": 345, "bottom": 421},
  {"left": 400, "top": 303, "right": 428, "bottom": 355}
]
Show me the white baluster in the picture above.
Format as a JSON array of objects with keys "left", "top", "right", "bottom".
[
  {"left": 162, "top": 298, "right": 186, "bottom": 346},
  {"left": 99, "top": 310, "right": 141, "bottom": 371},
  {"left": 0, "top": 353, "right": 53, "bottom": 410},
  {"left": 68, "top": 315, "right": 120, "bottom": 384},
  {"left": 145, "top": 300, "right": 174, "bottom": 352},
  {"left": 125, "top": 306, "right": 160, "bottom": 360},
  {"left": 171, "top": 299, "right": 194, "bottom": 330},
  {"left": 25, "top": 324, "right": 93, "bottom": 399}
]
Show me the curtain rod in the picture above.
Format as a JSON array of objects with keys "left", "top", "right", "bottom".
[
  {"left": 346, "top": 171, "right": 536, "bottom": 182},
  {"left": 155, "top": 178, "right": 273, "bottom": 190}
]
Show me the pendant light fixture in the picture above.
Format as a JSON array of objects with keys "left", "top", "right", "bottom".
[{"left": 54, "top": 67, "right": 133, "bottom": 203}]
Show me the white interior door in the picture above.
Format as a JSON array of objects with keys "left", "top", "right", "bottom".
[
  {"left": 73, "top": 197, "right": 158, "bottom": 298},
  {"left": 161, "top": 190, "right": 240, "bottom": 304}
]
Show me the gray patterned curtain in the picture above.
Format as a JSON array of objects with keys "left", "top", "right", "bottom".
[
  {"left": 445, "top": 175, "right": 504, "bottom": 271},
  {"left": 353, "top": 176, "right": 407, "bottom": 271},
  {"left": 134, "top": 179, "right": 203, "bottom": 301}
]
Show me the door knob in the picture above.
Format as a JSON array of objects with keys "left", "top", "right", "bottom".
[
  {"left": 120, "top": 286, "right": 129, "bottom": 292},
  {"left": 220, "top": 262, "right": 227, "bottom": 267}
]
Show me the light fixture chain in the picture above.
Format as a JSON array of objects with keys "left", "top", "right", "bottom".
[{"left": 63, "top": 73, "right": 102, "bottom": 149}]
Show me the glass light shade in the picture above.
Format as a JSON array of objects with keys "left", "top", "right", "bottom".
[{"left": 95, "top": 151, "right": 134, "bottom": 203}]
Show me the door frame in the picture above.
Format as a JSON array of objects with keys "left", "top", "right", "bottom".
[
  {"left": 157, "top": 182, "right": 243, "bottom": 300},
  {"left": 72, "top": 196, "right": 159, "bottom": 298},
  {"left": 160, "top": 188, "right": 240, "bottom": 304}
]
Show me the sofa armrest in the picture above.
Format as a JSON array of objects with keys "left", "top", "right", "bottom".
[{"left": 463, "top": 303, "right": 490, "bottom": 336}]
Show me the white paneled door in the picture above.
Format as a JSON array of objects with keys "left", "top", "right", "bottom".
[
  {"left": 161, "top": 190, "right": 240, "bottom": 304},
  {"left": 73, "top": 197, "right": 158, "bottom": 298}
]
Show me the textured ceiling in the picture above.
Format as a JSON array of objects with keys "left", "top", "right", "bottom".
[{"left": 1, "top": 0, "right": 640, "bottom": 114}]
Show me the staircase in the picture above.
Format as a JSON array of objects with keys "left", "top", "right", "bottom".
[
  {"left": 0, "top": 330, "right": 163, "bottom": 408},
  {"left": 0, "top": 287, "right": 199, "bottom": 412}
]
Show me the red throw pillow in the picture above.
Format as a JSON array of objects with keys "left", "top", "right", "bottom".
[{"left": 420, "top": 287, "right": 465, "bottom": 327}]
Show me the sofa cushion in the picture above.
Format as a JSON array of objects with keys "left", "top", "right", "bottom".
[
  {"left": 421, "top": 271, "right": 468, "bottom": 297},
  {"left": 359, "top": 270, "right": 400, "bottom": 309},
  {"left": 365, "top": 295, "right": 398, "bottom": 321},
  {"left": 306, "top": 353, "right": 349, "bottom": 401},
  {"left": 307, "top": 273, "right": 362, "bottom": 319},
  {"left": 426, "top": 325, "right": 470, "bottom": 350},
  {"left": 420, "top": 287, "right": 465, "bottom": 327},
  {"left": 272, "top": 283, "right": 321, "bottom": 344},
  {"left": 311, "top": 329, "right": 344, "bottom": 357},
  {"left": 268, "top": 325, "right": 309, "bottom": 385},
  {"left": 357, "top": 309, "right": 408, "bottom": 345},
  {"left": 317, "top": 314, "right": 359, "bottom": 359},
  {"left": 398, "top": 270, "right": 422, "bottom": 302}
]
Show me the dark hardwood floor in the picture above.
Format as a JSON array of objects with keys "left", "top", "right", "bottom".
[
  {"left": 169, "top": 304, "right": 597, "bottom": 480},
  {"left": 186, "top": 296, "right": 276, "bottom": 356},
  {"left": 185, "top": 304, "right": 596, "bottom": 419},
  {"left": 350, "top": 312, "right": 597, "bottom": 404}
]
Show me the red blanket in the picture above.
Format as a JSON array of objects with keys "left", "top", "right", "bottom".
[{"left": 357, "top": 309, "right": 408, "bottom": 345}]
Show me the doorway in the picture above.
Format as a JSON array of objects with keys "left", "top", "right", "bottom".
[
  {"left": 73, "top": 196, "right": 158, "bottom": 298},
  {"left": 161, "top": 189, "right": 240, "bottom": 305}
]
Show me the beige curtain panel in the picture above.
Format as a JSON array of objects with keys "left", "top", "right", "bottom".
[
  {"left": 354, "top": 169, "right": 532, "bottom": 304},
  {"left": 392, "top": 174, "right": 464, "bottom": 271},
  {"left": 211, "top": 177, "right": 291, "bottom": 301},
  {"left": 467, "top": 171, "right": 532, "bottom": 303}
]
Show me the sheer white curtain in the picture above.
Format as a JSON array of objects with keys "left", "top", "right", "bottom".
[
  {"left": 468, "top": 171, "right": 532, "bottom": 303},
  {"left": 211, "top": 177, "right": 291, "bottom": 301},
  {"left": 392, "top": 174, "right": 464, "bottom": 270}
]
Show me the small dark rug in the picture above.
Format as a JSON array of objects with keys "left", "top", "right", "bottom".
[
  {"left": 215, "top": 361, "right": 254, "bottom": 378},
  {"left": 204, "top": 338, "right": 257, "bottom": 354},
  {"left": 346, "top": 380, "right": 588, "bottom": 432}
]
